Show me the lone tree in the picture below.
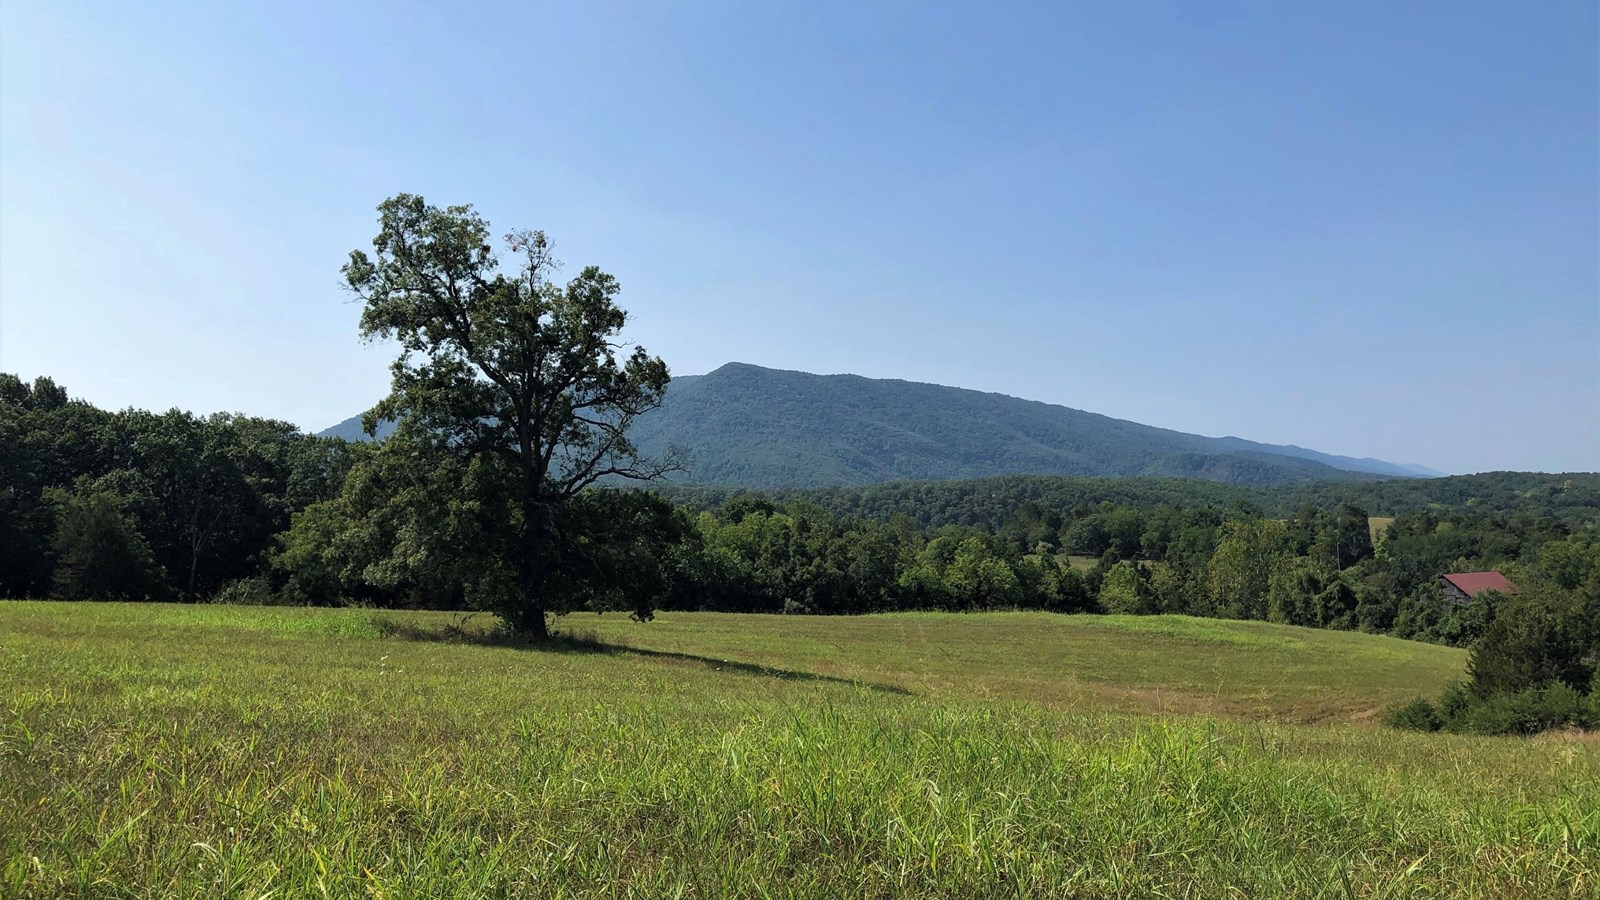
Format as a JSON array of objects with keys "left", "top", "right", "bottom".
[{"left": 344, "top": 194, "right": 676, "bottom": 640}]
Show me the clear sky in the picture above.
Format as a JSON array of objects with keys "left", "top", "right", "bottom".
[{"left": 2, "top": 1, "right": 1596, "bottom": 474}]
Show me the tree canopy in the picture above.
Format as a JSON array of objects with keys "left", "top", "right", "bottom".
[{"left": 342, "top": 194, "right": 676, "bottom": 638}]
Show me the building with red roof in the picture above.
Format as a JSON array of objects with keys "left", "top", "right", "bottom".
[{"left": 1440, "top": 571, "right": 1519, "bottom": 604}]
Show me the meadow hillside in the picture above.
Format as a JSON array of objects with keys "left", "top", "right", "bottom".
[{"left": 4, "top": 602, "right": 1596, "bottom": 898}]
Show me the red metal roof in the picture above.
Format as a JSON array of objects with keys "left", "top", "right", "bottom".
[{"left": 1442, "top": 571, "right": 1518, "bottom": 596}]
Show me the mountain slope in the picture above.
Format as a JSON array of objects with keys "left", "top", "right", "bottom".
[
  {"left": 620, "top": 363, "right": 1407, "bottom": 488},
  {"left": 1206, "top": 437, "right": 1444, "bottom": 479},
  {"left": 319, "top": 413, "right": 393, "bottom": 442},
  {"left": 319, "top": 363, "right": 1431, "bottom": 488}
]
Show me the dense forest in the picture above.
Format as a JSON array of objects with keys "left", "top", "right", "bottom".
[
  {"left": 1, "top": 374, "right": 353, "bottom": 603},
  {"left": 658, "top": 471, "right": 1600, "bottom": 527}
]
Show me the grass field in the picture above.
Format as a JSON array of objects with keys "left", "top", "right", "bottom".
[
  {"left": 1065, "top": 554, "right": 1100, "bottom": 572},
  {"left": 3, "top": 603, "right": 1596, "bottom": 898}
]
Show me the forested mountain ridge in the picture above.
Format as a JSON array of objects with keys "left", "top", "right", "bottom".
[{"left": 320, "top": 362, "right": 1436, "bottom": 488}]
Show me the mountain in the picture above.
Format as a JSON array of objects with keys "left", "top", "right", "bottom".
[
  {"left": 318, "top": 363, "right": 1435, "bottom": 488},
  {"left": 1204, "top": 437, "right": 1446, "bottom": 479},
  {"left": 319, "top": 412, "right": 394, "bottom": 443}
]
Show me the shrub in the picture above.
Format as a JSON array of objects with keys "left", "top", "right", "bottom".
[
  {"left": 1447, "top": 684, "right": 1587, "bottom": 736},
  {"left": 1534, "top": 682, "right": 1584, "bottom": 729},
  {"left": 1457, "top": 694, "right": 1525, "bottom": 735},
  {"left": 1436, "top": 681, "right": 1473, "bottom": 725},
  {"left": 1466, "top": 586, "right": 1590, "bottom": 697},
  {"left": 211, "top": 575, "right": 283, "bottom": 606},
  {"left": 1381, "top": 697, "right": 1441, "bottom": 732},
  {"left": 1395, "top": 676, "right": 1595, "bottom": 737}
]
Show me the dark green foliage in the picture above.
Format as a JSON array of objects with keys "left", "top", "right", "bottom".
[
  {"left": 1, "top": 375, "right": 352, "bottom": 602},
  {"left": 1387, "top": 684, "right": 1592, "bottom": 736},
  {"left": 1323, "top": 503, "right": 1374, "bottom": 570},
  {"left": 658, "top": 471, "right": 1600, "bottom": 528},
  {"left": 1381, "top": 697, "right": 1442, "bottom": 732},
  {"left": 47, "top": 487, "right": 165, "bottom": 602},
  {"left": 1268, "top": 557, "right": 1347, "bottom": 628},
  {"left": 541, "top": 490, "right": 696, "bottom": 623},
  {"left": 1537, "top": 532, "right": 1600, "bottom": 590},
  {"left": 1207, "top": 519, "right": 1287, "bottom": 620},
  {"left": 1390, "top": 579, "right": 1600, "bottom": 735},
  {"left": 1456, "top": 684, "right": 1590, "bottom": 735},
  {"left": 1501, "top": 683, "right": 1585, "bottom": 733},
  {"left": 1437, "top": 681, "right": 1474, "bottom": 723},
  {"left": 211, "top": 575, "right": 283, "bottom": 606},
  {"left": 1020, "top": 553, "right": 1095, "bottom": 613},
  {"left": 1465, "top": 585, "right": 1593, "bottom": 697},
  {"left": 343, "top": 195, "right": 674, "bottom": 639},
  {"left": 0, "top": 488, "right": 52, "bottom": 600}
]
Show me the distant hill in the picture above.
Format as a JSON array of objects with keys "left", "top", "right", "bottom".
[
  {"left": 319, "top": 413, "right": 394, "bottom": 442},
  {"left": 320, "top": 362, "right": 1437, "bottom": 488},
  {"left": 1206, "top": 437, "right": 1446, "bottom": 479},
  {"left": 615, "top": 363, "right": 1435, "bottom": 488}
]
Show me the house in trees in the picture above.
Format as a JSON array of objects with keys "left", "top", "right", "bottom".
[{"left": 1440, "top": 571, "right": 1518, "bottom": 604}]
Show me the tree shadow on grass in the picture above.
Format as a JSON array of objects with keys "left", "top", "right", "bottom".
[
  {"left": 368, "top": 613, "right": 612, "bottom": 651},
  {"left": 616, "top": 644, "right": 914, "bottom": 695},
  {"left": 367, "top": 613, "right": 913, "bottom": 695}
]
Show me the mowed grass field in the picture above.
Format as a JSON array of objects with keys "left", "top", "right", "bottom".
[{"left": 3, "top": 603, "right": 1596, "bottom": 898}]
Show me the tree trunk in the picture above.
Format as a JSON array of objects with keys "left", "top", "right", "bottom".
[
  {"left": 524, "top": 598, "right": 550, "bottom": 641},
  {"left": 518, "top": 494, "right": 551, "bottom": 641}
]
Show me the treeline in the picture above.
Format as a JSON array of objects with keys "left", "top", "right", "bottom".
[
  {"left": 6, "top": 373, "right": 1597, "bottom": 653},
  {"left": 1, "top": 375, "right": 351, "bottom": 602},
  {"left": 658, "top": 496, "right": 1599, "bottom": 647},
  {"left": 658, "top": 471, "right": 1600, "bottom": 528}
]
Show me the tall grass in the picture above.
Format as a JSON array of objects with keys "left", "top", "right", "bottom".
[{"left": 3, "top": 602, "right": 1595, "bottom": 897}]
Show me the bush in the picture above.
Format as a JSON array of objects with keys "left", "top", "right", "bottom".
[
  {"left": 1456, "top": 694, "right": 1525, "bottom": 735},
  {"left": 1381, "top": 697, "right": 1441, "bottom": 732},
  {"left": 1437, "top": 681, "right": 1473, "bottom": 724},
  {"left": 211, "top": 575, "right": 284, "bottom": 606},
  {"left": 1435, "top": 683, "right": 1588, "bottom": 736},
  {"left": 1466, "top": 586, "right": 1591, "bottom": 697},
  {"left": 1393, "top": 674, "right": 1595, "bottom": 737},
  {"left": 1534, "top": 682, "right": 1585, "bottom": 729}
]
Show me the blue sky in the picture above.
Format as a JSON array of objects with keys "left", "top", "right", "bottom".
[{"left": 1, "top": 0, "right": 1595, "bottom": 474}]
